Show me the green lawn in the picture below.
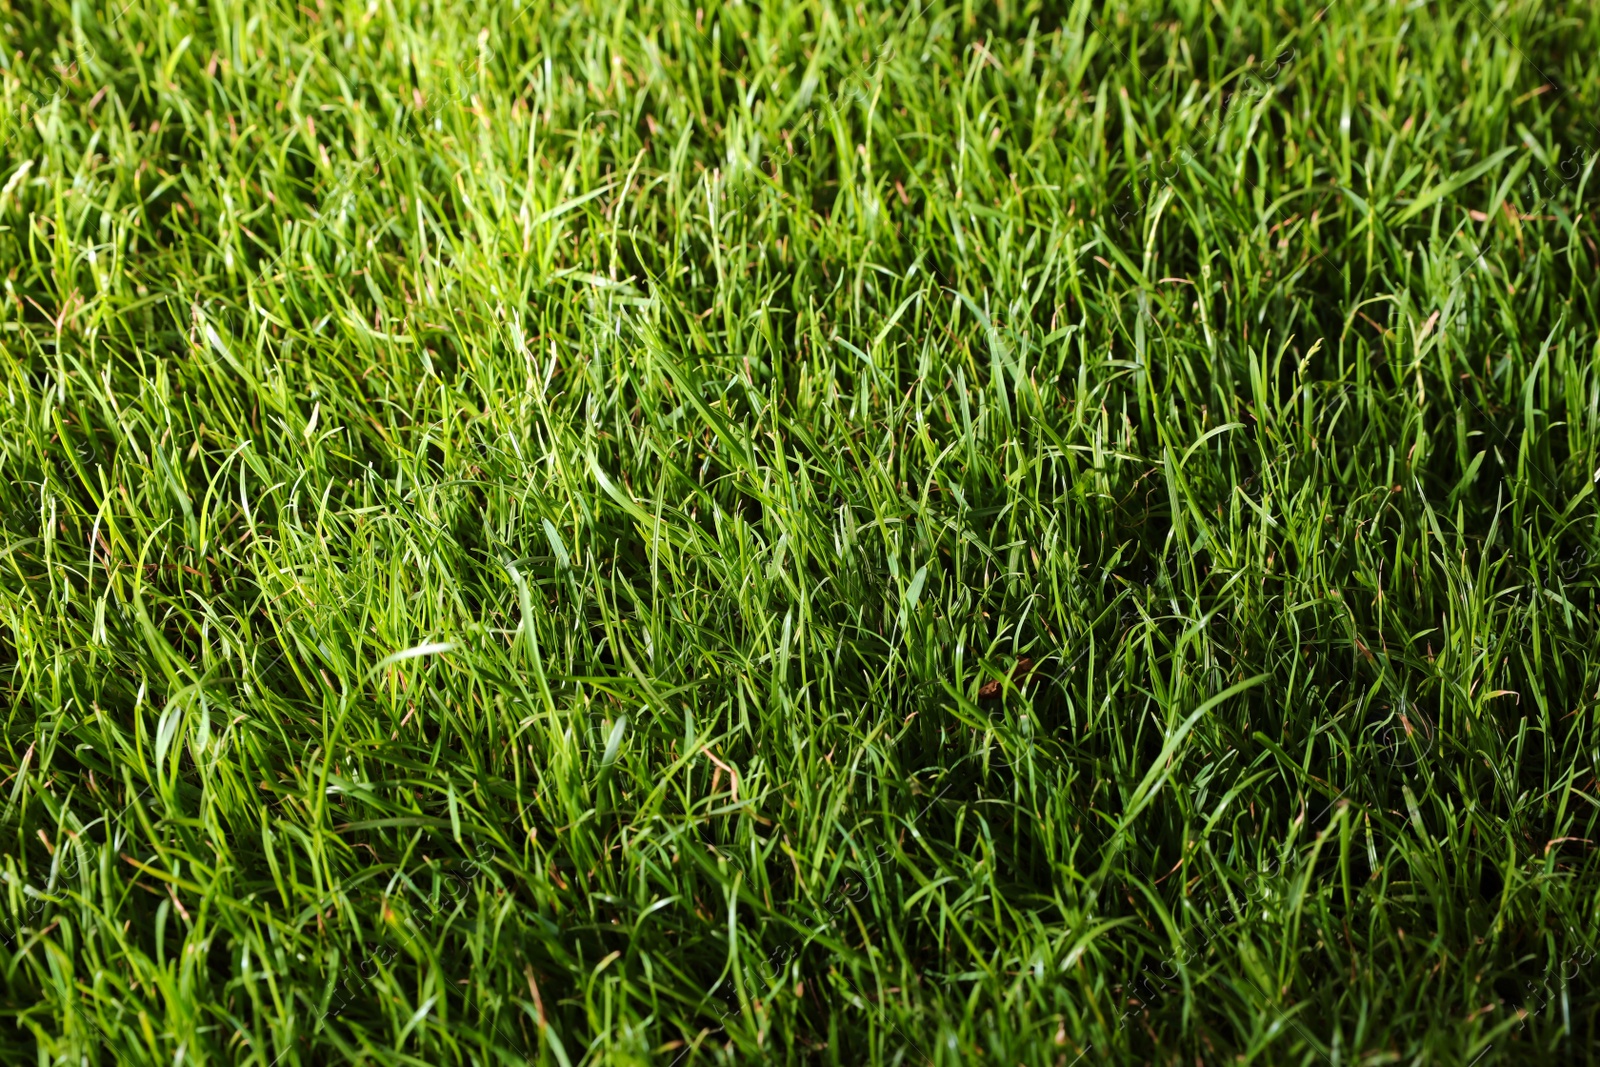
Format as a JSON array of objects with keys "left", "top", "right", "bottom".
[{"left": 2, "top": 0, "right": 1599, "bottom": 1062}]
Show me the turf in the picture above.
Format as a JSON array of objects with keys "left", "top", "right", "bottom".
[{"left": 2, "top": 0, "right": 1600, "bottom": 1062}]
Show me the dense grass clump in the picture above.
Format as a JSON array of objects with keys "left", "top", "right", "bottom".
[{"left": 3, "top": 0, "right": 1600, "bottom": 1062}]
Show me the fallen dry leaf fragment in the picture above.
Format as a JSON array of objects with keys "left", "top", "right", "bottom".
[{"left": 978, "top": 658, "right": 1035, "bottom": 701}]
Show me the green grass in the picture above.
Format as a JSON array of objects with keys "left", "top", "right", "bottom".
[{"left": 2, "top": 0, "right": 1600, "bottom": 1061}]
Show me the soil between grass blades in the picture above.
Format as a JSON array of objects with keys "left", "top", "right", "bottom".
[{"left": 2, "top": 0, "right": 1600, "bottom": 1063}]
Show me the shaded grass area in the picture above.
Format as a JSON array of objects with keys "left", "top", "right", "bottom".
[{"left": 2, "top": 0, "right": 1600, "bottom": 1062}]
